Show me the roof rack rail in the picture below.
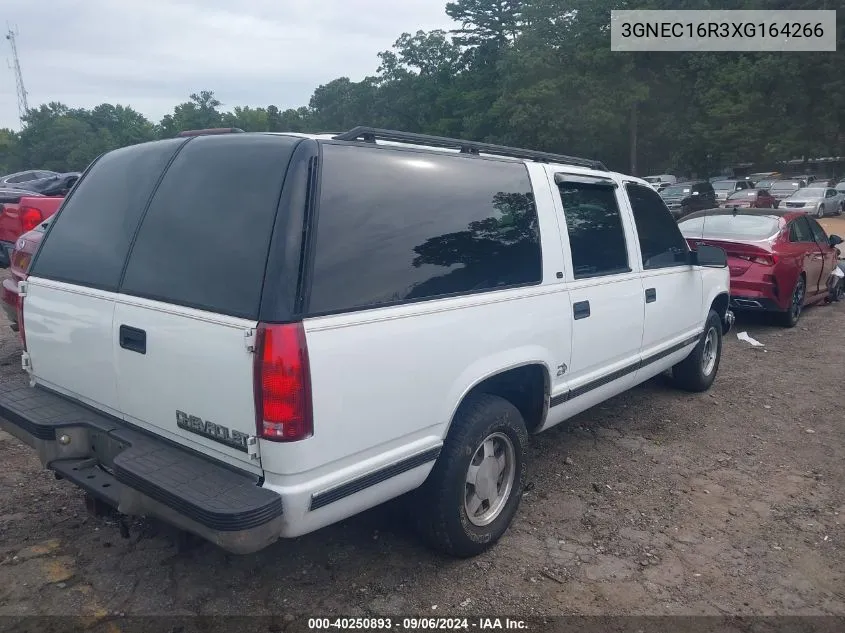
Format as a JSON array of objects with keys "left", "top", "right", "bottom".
[
  {"left": 177, "top": 127, "right": 245, "bottom": 137},
  {"left": 332, "top": 126, "right": 608, "bottom": 171}
]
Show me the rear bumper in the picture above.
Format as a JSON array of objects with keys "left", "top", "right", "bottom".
[
  {"left": 0, "top": 370, "right": 284, "bottom": 554},
  {"left": 729, "top": 295, "right": 781, "bottom": 312}
]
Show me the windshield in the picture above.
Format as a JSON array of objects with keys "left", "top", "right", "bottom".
[
  {"left": 787, "top": 189, "right": 824, "bottom": 200},
  {"left": 661, "top": 184, "right": 691, "bottom": 196},
  {"left": 679, "top": 214, "right": 781, "bottom": 241},
  {"left": 770, "top": 181, "right": 802, "bottom": 191},
  {"left": 755, "top": 180, "right": 774, "bottom": 188},
  {"left": 727, "top": 190, "right": 756, "bottom": 200},
  {"left": 712, "top": 181, "right": 735, "bottom": 190}
]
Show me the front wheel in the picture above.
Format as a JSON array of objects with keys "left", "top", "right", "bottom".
[
  {"left": 833, "top": 279, "right": 845, "bottom": 302},
  {"left": 817, "top": 205, "right": 825, "bottom": 218},
  {"left": 838, "top": 202, "right": 844, "bottom": 216},
  {"left": 411, "top": 393, "right": 528, "bottom": 558},
  {"left": 670, "top": 310, "right": 723, "bottom": 393}
]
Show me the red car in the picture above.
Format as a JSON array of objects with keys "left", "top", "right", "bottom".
[
  {"left": 1, "top": 215, "right": 52, "bottom": 331},
  {"left": 721, "top": 188, "right": 778, "bottom": 209},
  {"left": 678, "top": 208, "right": 843, "bottom": 327},
  {"left": 0, "top": 195, "right": 64, "bottom": 268}
]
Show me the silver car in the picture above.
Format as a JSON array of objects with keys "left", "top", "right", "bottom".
[{"left": 781, "top": 187, "right": 845, "bottom": 217}]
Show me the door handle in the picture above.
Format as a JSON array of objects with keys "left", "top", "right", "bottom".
[
  {"left": 645, "top": 288, "right": 657, "bottom": 303},
  {"left": 119, "top": 325, "right": 147, "bottom": 355},
  {"left": 573, "top": 300, "right": 591, "bottom": 320}
]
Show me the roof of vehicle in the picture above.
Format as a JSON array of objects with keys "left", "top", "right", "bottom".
[
  {"left": 680, "top": 207, "right": 807, "bottom": 223},
  {"left": 182, "top": 128, "right": 645, "bottom": 186}
]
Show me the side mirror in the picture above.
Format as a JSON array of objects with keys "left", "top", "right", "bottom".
[
  {"left": 695, "top": 244, "right": 728, "bottom": 268},
  {"left": 830, "top": 235, "right": 843, "bottom": 247}
]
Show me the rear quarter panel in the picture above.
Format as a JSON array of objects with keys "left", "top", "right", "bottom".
[{"left": 262, "top": 161, "right": 571, "bottom": 480}]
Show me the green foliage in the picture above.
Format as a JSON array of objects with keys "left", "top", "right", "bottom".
[{"left": 3, "top": 0, "right": 844, "bottom": 177}]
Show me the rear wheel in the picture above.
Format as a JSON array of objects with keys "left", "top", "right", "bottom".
[
  {"left": 671, "top": 310, "right": 722, "bottom": 393},
  {"left": 412, "top": 393, "right": 527, "bottom": 557},
  {"left": 833, "top": 278, "right": 845, "bottom": 302},
  {"left": 838, "top": 202, "right": 844, "bottom": 216},
  {"left": 817, "top": 204, "right": 825, "bottom": 218},
  {"left": 779, "top": 275, "right": 806, "bottom": 327}
]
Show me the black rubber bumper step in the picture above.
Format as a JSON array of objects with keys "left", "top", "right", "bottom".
[{"left": 0, "top": 371, "right": 282, "bottom": 533}]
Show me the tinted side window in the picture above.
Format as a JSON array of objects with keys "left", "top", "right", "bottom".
[
  {"left": 789, "top": 217, "right": 814, "bottom": 243},
  {"left": 121, "top": 134, "right": 301, "bottom": 319},
  {"left": 32, "top": 139, "right": 186, "bottom": 290},
  {"left": 626, "top": 183, "right": 688, "bottom": 269},
  {"left": 308, "top": 145, "right": 541, "bottom": 315},
  {"left": 559, "top": 180, "right": 629, "bottom": 279},
  {"left": 806, "top": 217, "right": 829, "bottom": 245}
]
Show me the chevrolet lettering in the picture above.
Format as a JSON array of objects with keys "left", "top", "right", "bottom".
[{"left": 175, "top": 410, "right": 250, "bottom": 452}]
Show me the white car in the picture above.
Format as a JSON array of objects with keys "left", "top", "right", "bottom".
[
  {"left": 0, "top": 128, "right": 732, "bottom": 558},
  {"left": 781, "top": 187, "right": 845, "bottom": 217},
  {"left": 644, "top": 174, "right": 678, "bottom": 191}
]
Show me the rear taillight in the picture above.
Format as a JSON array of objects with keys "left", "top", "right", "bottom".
[
  {"left": 19, "top": 206, "right": 43, "bottom": 233},
  {"left": 736, "top": 254, "right": 777, "bottom": 266},
  {"left": 16, "top": 285, "right": 25, "bottom": 350},
  {"left": 254, "top": 322, "right": 313, "bottom": 442}
]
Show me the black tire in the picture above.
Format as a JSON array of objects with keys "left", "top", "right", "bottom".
[
  {"left": 411, "top": 393, "right": 528, "bottom": 558},
  {"left": 671, "top": 310, "right": 722, "bottom": 393},
  {"left": 817, "top": 204, "right": 825, "bottom": 218},
  {"left": 834, "top": 279, "right": 845, "bottom": 302},
  {"left": 837, "top": 202, "right": 844, "bottom": 216},
  {"left": 779, "top": 274, "right": 806, "bottom": 328}
]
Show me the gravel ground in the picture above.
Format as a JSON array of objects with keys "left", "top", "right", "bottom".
[{"left": 0, "top": 271, "right": 843, "bottom": 625}]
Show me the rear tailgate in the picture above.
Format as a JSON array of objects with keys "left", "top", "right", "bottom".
[{"left": 111, "top": 133, "right": 305, "bottom": 472}]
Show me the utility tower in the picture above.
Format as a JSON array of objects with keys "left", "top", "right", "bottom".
[{"left": 5, "top": 26, "right": 29, "bottom": 126}]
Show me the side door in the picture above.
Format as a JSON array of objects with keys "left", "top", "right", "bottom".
[
  {"left": 548, "top": 170, "right": 644, "bottom": 414},
  {"left": 623, "top": 182, "right": 703, "bottom": 376},
  {"left": 806, "top": 216, "right": 838, "bottom": 296},
  {"left": 692, "top": 183, "right": 714, "bottom": 211},
  {"left": 825, "top": 188, "right": 840, "bottom": 215},
  {"left": 788, "top": 216, "right": 825, "bottom": 297}
]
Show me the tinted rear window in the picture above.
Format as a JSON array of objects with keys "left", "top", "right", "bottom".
[
  {"left": 307, "top": 144, "right": 541, "bottom": 314},
  {"left": 120, "top": 134, "right": 300, "bottom": 319},
  {"left": 712, "top": 181, "right": 735, "bottom": 190},
  {"left": 678, "top": 214, "right": 781, "bottom": 241},
  {"left": 31, "top": 139, "right": 186, "bottom": 290}
]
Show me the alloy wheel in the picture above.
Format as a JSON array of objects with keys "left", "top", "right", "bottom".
[{"left": 464, "top": 432, "right": 516, "bottom": 527}]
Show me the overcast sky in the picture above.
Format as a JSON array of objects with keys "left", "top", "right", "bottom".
[{"left": 1, "top": 0, "right": 456, "bottom": 130}]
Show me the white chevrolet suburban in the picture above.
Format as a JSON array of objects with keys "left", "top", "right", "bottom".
[{"left": 0, "top": 127, "right": 733, "bottom": 557}]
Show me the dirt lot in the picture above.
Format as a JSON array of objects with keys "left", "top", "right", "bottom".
[{"left": 0, "top": 268, "right": 843, "bottom": 624}]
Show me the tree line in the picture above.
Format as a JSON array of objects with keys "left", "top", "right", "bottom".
[{"left": 2, "top": 0, "right": 844, "bottom": 179}]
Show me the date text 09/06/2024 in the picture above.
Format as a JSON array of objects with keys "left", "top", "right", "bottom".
[{"left": 307, "top": 617, "right": 529, "bottom": 630}]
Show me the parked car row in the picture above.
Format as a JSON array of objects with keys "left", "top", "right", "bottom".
[{"left": 654, "top": 173, "right": 845, "bottom": 220}]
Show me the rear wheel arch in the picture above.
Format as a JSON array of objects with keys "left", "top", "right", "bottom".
[
  {"left": 445, "top": 363, "right": 550, "bottom": 439},
  {"left": 710, "top": 292, "right": 729, "bottom": 320}
]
